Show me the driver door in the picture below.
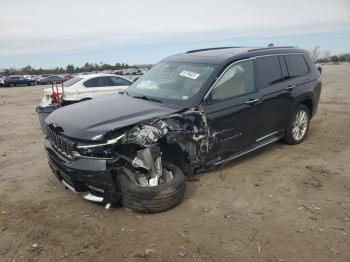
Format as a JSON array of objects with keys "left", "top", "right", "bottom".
[{"left": 202, "top": 59, "right": 262, "bottom": 161}]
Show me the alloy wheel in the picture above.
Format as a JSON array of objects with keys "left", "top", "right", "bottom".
[{"left": 292, "top": 109, "right": 309, "bottom": 141}]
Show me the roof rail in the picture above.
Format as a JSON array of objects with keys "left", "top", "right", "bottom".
[
  {"left": 248, "top": 46, "right": 296, "bottom": 52},
  {"left": 186, "top": 47, "right": 242, "bottom": 53}
]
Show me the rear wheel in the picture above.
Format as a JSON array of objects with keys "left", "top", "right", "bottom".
[
  {"left": 10, "top": 83, "right": 15, "bottom": 87},
  {"left": 283, "top": 104, "right": 310, "bottom": 144}
]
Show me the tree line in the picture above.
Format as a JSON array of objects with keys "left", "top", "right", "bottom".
[
  {"left": 1, "top": 47, "right": 350, "bottom": 76},
  {"left": 309, "top": 46, "right": 350, "bottom": 63},
  {"left": 0, "top": 62, "right": 135, "bottom": 76}
]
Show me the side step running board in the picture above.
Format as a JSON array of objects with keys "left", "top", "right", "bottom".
[{"left": 211, "top": 136, "right": 282, "bottom": 167}]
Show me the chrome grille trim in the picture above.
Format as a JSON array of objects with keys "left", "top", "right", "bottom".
[{"left": 47, "top": 128, "right": 75, "bottom": 158}]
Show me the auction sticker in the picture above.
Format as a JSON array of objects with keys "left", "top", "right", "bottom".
[{"left": 180, "top": 70, "right": 200, "bottom": 79}]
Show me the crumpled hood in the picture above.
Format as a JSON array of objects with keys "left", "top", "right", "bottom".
[{"left": 45, "top": 93, "right": 183, "bottom": 140}]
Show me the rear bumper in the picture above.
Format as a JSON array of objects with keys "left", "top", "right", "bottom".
[{"left": 44, "top": 139, "right": 121, "bottom": 203}]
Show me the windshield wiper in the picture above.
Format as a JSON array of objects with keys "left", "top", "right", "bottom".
[{"left": 132, "top": 95, "right": 162, "bottom": 103}]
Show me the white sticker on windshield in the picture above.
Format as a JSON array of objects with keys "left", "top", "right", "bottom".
[{"left": 180, "top": 70, "right": 200, "bottom": 80}]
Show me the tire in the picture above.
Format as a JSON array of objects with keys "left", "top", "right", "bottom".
[
  {"left": 10, "top": 83, "right": 15, "bottom": 87},
  {"left": 117, "top": 162, "right": 186, "bottom": 213},
  {"left": 283, "top": 104, "right": 310, "bottom": 145}
]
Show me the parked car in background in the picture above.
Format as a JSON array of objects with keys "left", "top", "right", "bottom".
[
  {"left": 37, "top": 74, "right": 52, "bottom": 84},
  {"left": 122, "top": 68, "right": 138, "bottom": 75},
  {"left": 23, "top": 75, "right": 37, "bottom": 80},
  {"left": 40, "top": 74, "right": 132, "bottom": 107},
  {"left": 63, "top": 74, "right": 74, "bottom": 81},
  {"left": 39, "top": 75, "right": 65, "bottom": 85},
  {"left": 42, "top": 46, "right": 321, "bottom": 212},
  {"left": 4, "top": 75, "right": 36, "bottom": 87},
  {"left": 0, "top": 76, "right": 4, "bottom": 87}
]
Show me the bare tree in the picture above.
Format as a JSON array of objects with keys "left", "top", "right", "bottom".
[{"left": 310, "top": 46, "right": 321, "bottom": 63}]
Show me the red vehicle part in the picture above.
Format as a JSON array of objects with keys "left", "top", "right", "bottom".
[{"left": 51, "top": 82, "right": 64, "bottom": 107}]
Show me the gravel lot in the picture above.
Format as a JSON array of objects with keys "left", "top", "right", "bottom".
[{"left": 0, "top": 65, "right": 350, "bottom": 262}]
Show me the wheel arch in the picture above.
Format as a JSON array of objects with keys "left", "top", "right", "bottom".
[
  {"left": 298, "top": 98, "right": 314, "bottom": 118},
  {"left": 159, "top": 141, "right": 194, "bottom": 176}
]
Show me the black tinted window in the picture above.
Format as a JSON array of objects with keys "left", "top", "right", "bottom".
[
  {"left": 284, "top": 54, "right": 309, "bottom": 77},
  {"left": 254, "top": 56, "right": 282, "bottom": 89},
  {"left": 84, "top": 78, "right": 99, "bottom": 87},
  {"left": 63, "top": 77, "right": 83, "bottom": 87},
  {"left": 84, "top": 77, "right": 112, "bottom": 87},
  {"left": 110, "top": 76, "right": 131, "bottom": 86}
]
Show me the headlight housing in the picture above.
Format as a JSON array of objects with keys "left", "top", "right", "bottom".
[{"left": 75, "top": 134, "right": 125, "bottom": 158}]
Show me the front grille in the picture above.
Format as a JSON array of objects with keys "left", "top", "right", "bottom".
[{"left": 47, "top": 128, "right": 75, "bottom": 158}]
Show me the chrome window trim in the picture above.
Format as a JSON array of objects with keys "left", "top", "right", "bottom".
[{"left": 203, "top": 52, "right": 305, "bottom": 101}]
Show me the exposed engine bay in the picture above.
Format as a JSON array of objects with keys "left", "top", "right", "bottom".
[{"left": 74, "top": 106, "right": 210, "bottom": 187}]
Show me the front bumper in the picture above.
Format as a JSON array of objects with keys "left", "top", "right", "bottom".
[{"left": 44, "top": 139, "right": 121, "bottom": 204}]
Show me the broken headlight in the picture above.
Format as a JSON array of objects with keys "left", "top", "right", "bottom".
[{"left": 75, "top": 134, "right": 125, "bottom": 158}]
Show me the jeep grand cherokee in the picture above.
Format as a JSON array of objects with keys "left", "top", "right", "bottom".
[{"left": 43, "top": 46, "right": 321, "bottom": 212}]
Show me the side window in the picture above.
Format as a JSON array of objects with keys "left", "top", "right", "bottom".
[
  {"left": 84, "top": 77, "right": 112, "bottom": 87},
  {"left": 212, "top": 60, "right": 254, "bottom": 101},
  {"left": 109, "top": 76, "right": 131, "bottom": 86},
  {"left": 98, "top": 77, "right": 112, "bottom": 87},
  {"left": 284, "top": 54, "right": 309, "bottom": 78},
  {"left": 254, "top": 56, "right": 282, "bottom": 89},
  {"left": 84, "top": 77, "right": 100, "bottom": 87}
]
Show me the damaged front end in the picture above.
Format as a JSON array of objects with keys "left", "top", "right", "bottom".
[
  {"left": 45, "top": 106, "right": 210, "bottom": 206},
  {"left": 114, "top": 105, "right": 210, "bottom": 183}
]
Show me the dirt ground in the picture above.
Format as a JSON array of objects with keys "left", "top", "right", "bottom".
[{"left": 0, "top": 65, "right": 350, "bottom": 262}]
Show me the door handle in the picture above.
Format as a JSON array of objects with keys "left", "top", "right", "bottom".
[
  {"left": 245, "top": 98, "right": 261, "bottom": 105},
  {"left": 286, "top": 85, "right": 295, "bottom": 91}
]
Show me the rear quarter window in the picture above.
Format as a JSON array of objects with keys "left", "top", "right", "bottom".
[
  {"left": 284, "top": 54, "right": 309, "bottom": 78},
  {"left": 254, "top": 56, "right": 282, "bottom": 89},
  {"left": 110, "top": 76, "right": 131, "bottom": 86},
  {"left": 63, "top": 77, "right": 83, "bottom": 87}
]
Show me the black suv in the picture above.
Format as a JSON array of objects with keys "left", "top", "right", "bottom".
[{"left": 43, "top": 46, "right": 321, "bottom": 212}]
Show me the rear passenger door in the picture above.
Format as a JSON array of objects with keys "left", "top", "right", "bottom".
[
  {"left": 253, "top": 55, "right": 294, "bottom": 141},
  {"left": 283, "top": 54, "right": 313, "bottom": 101}
]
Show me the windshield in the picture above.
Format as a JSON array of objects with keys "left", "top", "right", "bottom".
[
  {"left": 128, "top": 62, "right": 214, "bottom": 105},
  {"left": 63, "top": 77, "right": 83, "bottom": 87}
]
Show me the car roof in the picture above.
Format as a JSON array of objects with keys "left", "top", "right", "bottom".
[
  {"left": 76, "top": 73, "right": 131, "bottom": 81},
  {"left": 163, "top": 46, "right": 308, "bottom": 65}
]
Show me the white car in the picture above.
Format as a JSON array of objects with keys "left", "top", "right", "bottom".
[{"left": 40, "top": 74, "right": 132, "bottom": 107}]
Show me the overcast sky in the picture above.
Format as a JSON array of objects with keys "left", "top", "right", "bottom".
[{"left": 1, "top": 0, "right": 349, "bottom": 68}]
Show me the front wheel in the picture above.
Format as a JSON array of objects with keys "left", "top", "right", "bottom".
[
  {"left": 283, "top": 104, "right": 310, "bottom": 145},
  {"left": 117, "top": 162, "right": 186, "bottom": 213}
]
